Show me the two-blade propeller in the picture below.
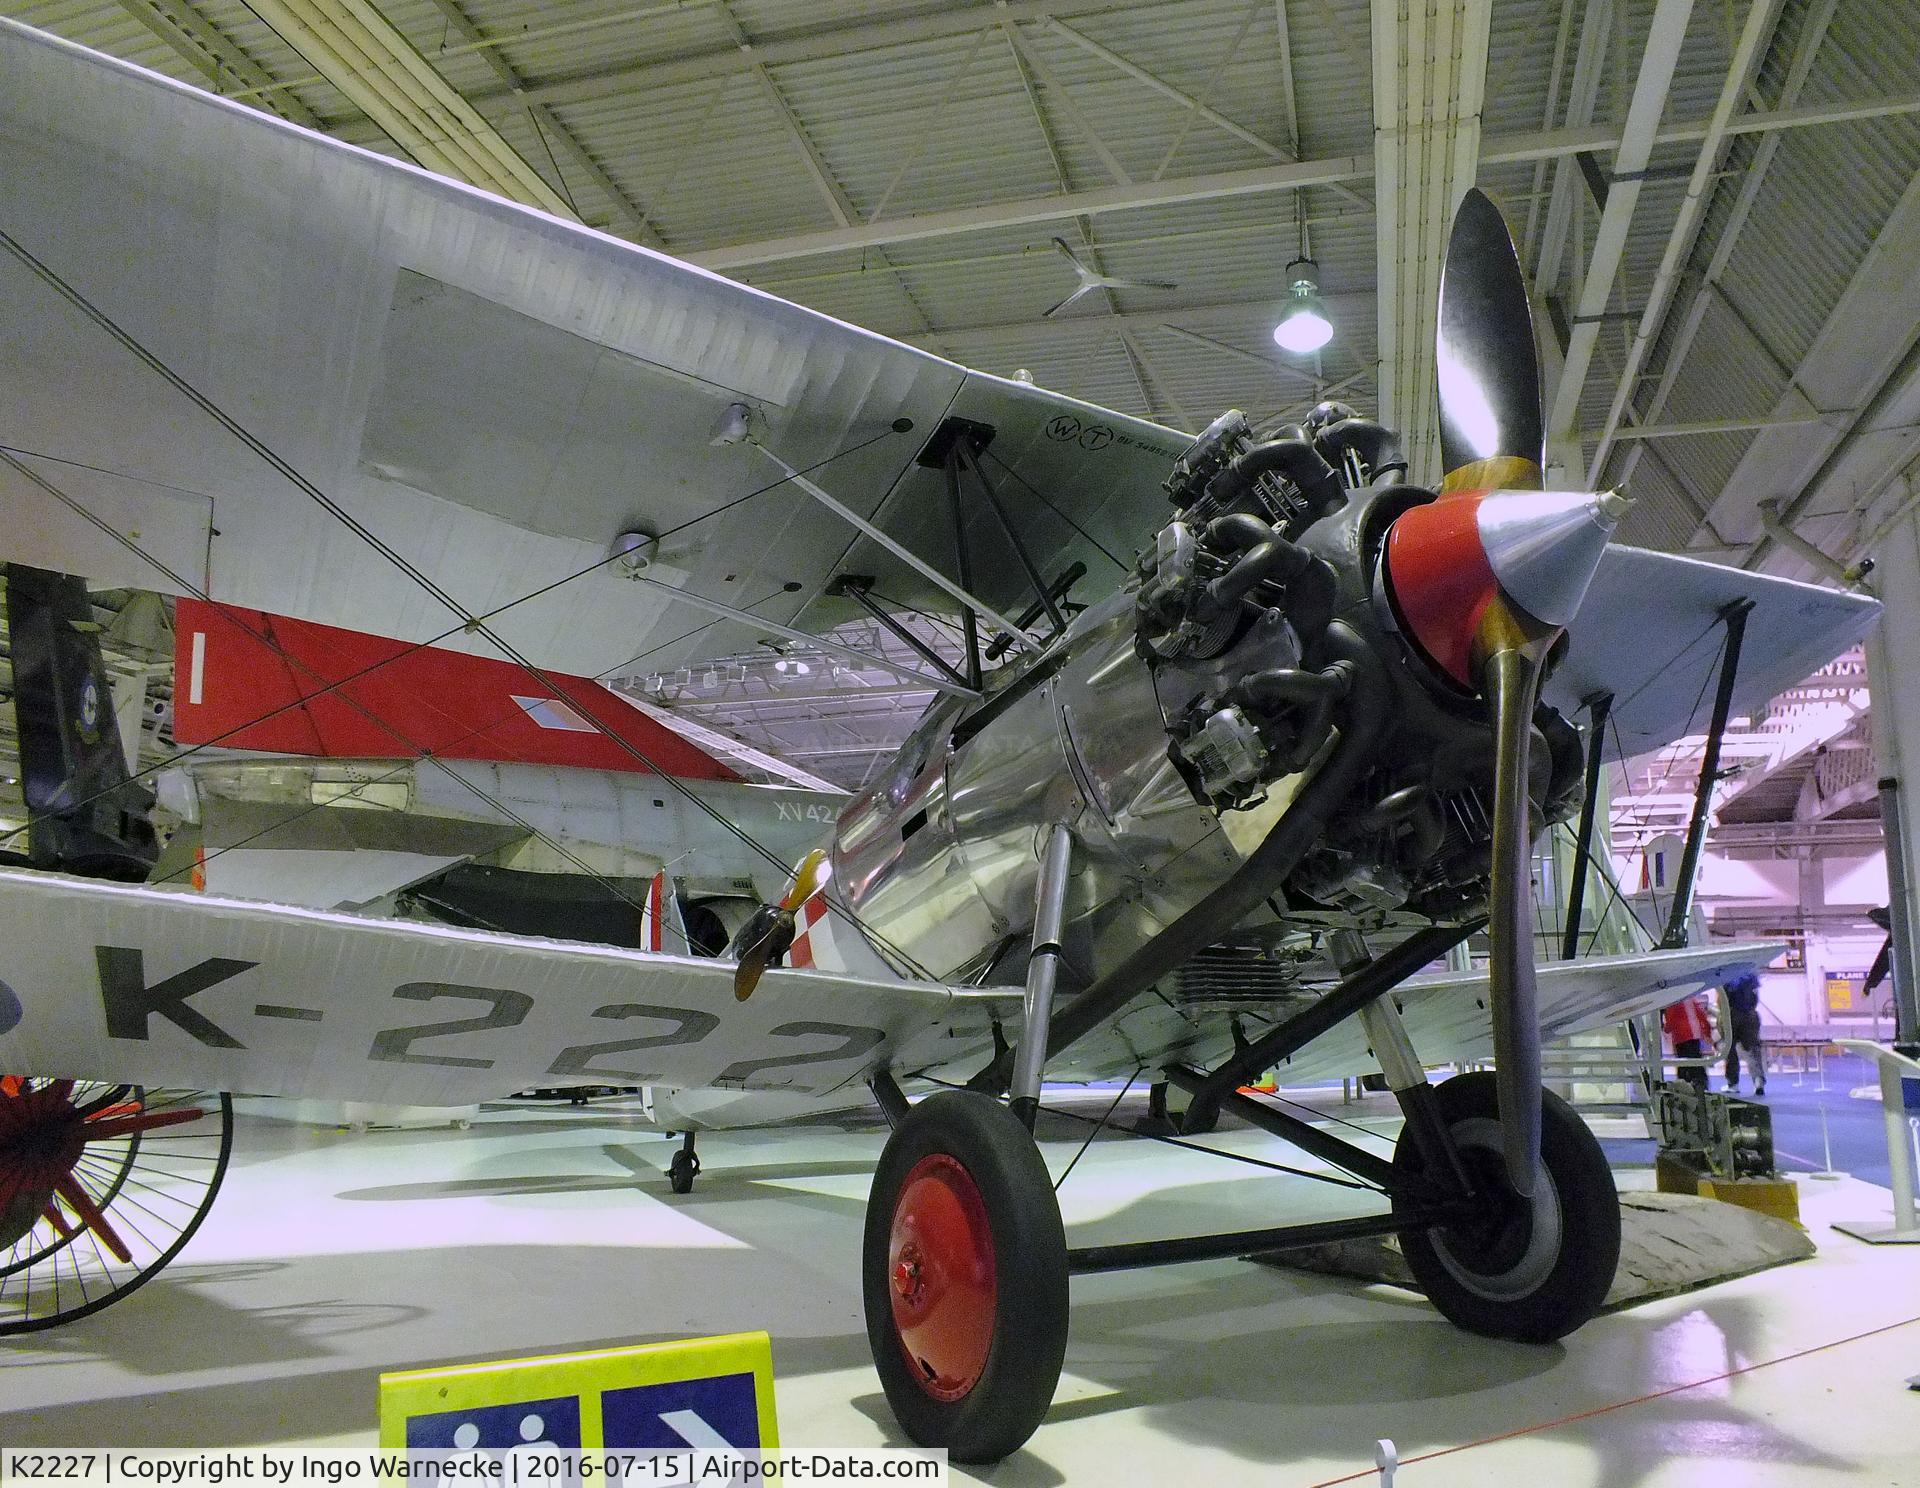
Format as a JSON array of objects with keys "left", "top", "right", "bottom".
[
  {"left": 732, "top": 848, "right": 834, "bottom": 1002},
  {"left": 1407, "top": 188, "right": 1628, "bottom": 1195}
]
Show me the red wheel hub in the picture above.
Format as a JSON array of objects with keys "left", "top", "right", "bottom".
[
  {"left": 0, "top": 1079, "right": 203, "bottom": 1260},
  {"left": 887, "top": 1153, "right": 998, "bottom": 1402}
]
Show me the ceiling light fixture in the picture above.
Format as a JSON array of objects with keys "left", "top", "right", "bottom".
[{"left": 1273, "top": 257, "right": 1333, "bottom": 354}]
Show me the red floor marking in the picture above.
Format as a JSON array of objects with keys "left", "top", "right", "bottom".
[{"left": 1301, "top": 1313, "right": 1920, "bottom": 1487}]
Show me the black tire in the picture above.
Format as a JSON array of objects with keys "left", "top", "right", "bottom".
[
  {"left": 1146, "top": 1080, "right": 1219, "bottom": 1136},
  {"left": 668, "top": 1151, "right": 698, "bottom": 1195},
  {"left": 864, "top": 1091, "right": 1067, "bottom": 1464},
  {"left": 1393, "top": 1072, "right": 1619, "bottom": 1343},
  {"left": 1171, "top": 1086, "right": 1220, "bottom": 1136}
]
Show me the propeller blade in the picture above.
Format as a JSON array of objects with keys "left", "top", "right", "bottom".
[
  {"left": 732, "top": 909, "right": 795, "bottom": 1002},
  {"left": 733, "top": 850, "right": 833, "bottom": 1000},
  {"left": 1436, "top": 189, "right": 1544, "bottom": 494},
  {"left": 1484, "top": 640, "right": 1546, "bottom": 1195},
  {"left": 1049, "top": 236, "right": 1084, "bottom": 266},
  {"left": 780, "top": 849, "right": 833, "bottom": 913}
]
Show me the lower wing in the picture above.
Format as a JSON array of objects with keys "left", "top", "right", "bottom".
[
  {"left": 0, "top": 869, "right": 992, "bottom": 1106},
  {"left": 1016, "top": 944, "right": 1778, "bottom": 1088}
]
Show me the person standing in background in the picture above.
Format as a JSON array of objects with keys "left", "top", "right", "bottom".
[
  {"left": 1662, "top": 994, "right": 1712, "bottom": 1092},
  {"left": 1722, "top": 970, "right": 1766, "bottom": 1097}
]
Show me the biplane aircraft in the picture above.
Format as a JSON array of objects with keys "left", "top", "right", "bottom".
[{"left": 0, "top": 16, "right": 1883, "bottom": 1464}]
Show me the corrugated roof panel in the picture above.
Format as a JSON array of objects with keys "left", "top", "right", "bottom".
[
  {"left": 8, "top": 3, "right": 195, "bottom": 81},
  {"left": 460, "top": 0, "right": 732, "bottom": 87},
  {"left": 1615, "top": 449, "right": 1706, "bottom": 552},
  {"left": 1481, "top": 0, "right": 1569, "bottom": 140}
]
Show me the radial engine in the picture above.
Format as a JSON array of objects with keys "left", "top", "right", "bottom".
[{"left": 829, "top": 403, "right": 1592, "bottom": 992}]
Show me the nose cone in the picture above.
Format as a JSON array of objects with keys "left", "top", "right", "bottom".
[
  {"left": 1384, "top": 487, "right": 1630, "bottom": 688},
  {"left": 1476, "top": 488, "right": 1630, "bottom": 628}
]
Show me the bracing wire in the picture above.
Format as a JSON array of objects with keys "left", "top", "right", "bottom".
[
  {"left": 2, "top": 450, "right": 651, "bottom": 913},
  {"left": 1583, "top": 625, "right": 1731, "bottom": 958},
  {"left": 0, "top": 226, "right": 948, "bottom": 974}
]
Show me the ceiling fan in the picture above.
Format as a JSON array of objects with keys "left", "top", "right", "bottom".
[{"left": 1043, "top": 236, "right": 1176, "bottom": 317}]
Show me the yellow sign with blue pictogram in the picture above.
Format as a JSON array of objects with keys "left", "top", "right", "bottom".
[{"left": 378, "top": 1331, "right": 778, "bottom": 1452}]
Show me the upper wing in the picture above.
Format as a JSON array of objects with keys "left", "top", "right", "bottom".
[
  {"left": 0, "top": 20, "right": 1183, "bottom": 679},
  {"left": 0, "top": 867, "right": 988, "bottom": 1105},
  {"left": 0, "top": 21, "right": 1872, "bottom": 734},
  {"left": 1543, "top": 547, "right": 1878, "bottom": 750}
]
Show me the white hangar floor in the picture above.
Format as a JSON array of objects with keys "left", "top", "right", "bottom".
[{"left": 1, "top": 1096, "right": 1913, "bottom": 1487}]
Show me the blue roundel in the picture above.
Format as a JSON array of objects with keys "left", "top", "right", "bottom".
[{"left": 0, "top": 979, "right": 19, "bottom": 1036}]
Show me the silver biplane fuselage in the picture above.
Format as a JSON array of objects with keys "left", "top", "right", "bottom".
[{"left": 823, "top": 434, "right": 1564, "bottom": 1030}]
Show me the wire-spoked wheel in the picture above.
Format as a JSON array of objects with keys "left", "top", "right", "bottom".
[{"left": 0, "top": 1078, "right": 233, "bottom": 1334}]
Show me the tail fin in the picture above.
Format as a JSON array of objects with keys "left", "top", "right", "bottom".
[{"left": 3, "top": 565, "right": 157, "bottom": 880}]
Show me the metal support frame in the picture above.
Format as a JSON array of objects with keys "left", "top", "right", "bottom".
[
  {"left": 829, "top": 576, "right": 975, "bottom": 693},
  {"left": 1561, "top": 690, "right": 1614, "bottom": 959},
  {"left": 952, "top": 441, "right": 1068, "bottom": 636},
  {"left": 1046, "top": 930, "right": 1499, "bottom": 1278},
  {"left": 1062, "top": 930, "right": 1496, "bottom": 1277},
  {"left": 1066, "top": 1205, "right": 1459, "bottom": 1275},
  {"left": 1181, "top": 921, "right": 1481, "bottom": 1120},
  {"left": 1660, "top": 600, "right": 1752, "bottom": 949},
  {"left": 1162, "top": 1070, "right": 1407, "bottom": 1191},
  {"left": 689, "top": 91, "right": 1920, "bottom": 273},
  {"left": 1011, "top": 823, "right": 1075, "bottom": 1128}
]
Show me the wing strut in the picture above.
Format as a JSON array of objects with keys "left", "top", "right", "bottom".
[
  {"left": 1560, "top": 690, "right": 1615, "bottom": 960},
  {"left": 1659, "top": 599, "right": 1752, "bottom": 949},
  {"left": 715, "top": 406, "right": 1042, "bottom": 654},
  {"left": 953, "top": 440, "right": 1068, "bottom": 638},
  {"left": 827, "top": 576, "right": 975, "bottom": 694},
  {"left": 944, "top": 445, "right": 985, "bottom": 689}
]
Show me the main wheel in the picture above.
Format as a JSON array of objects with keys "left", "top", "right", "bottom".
[
  {"left": 1, "top": 1078, "right": 233, "bottom": 1334},
  {"left": 863, "top": 1091, "right": 1067, "bottom": 1464},
  {"left": 1392, "top": 1071, "right": 1619, "bottom": 1343}
]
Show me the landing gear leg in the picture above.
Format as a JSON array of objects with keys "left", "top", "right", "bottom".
[
  {"left": 667, "top": 1131, "right": 700, "bottom": 1195},
  {"left": 865, "top": 827, "right": 1074, "bottom": 1461}
]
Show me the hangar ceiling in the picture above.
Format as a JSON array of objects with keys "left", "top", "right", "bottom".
[{"left": 2, "top": 0, "right": 1917, "bottom": 795}]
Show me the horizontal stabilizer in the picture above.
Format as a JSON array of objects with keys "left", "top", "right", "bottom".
[{"left": 173, "top": 599, "right": 739, "bottom": 781}]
